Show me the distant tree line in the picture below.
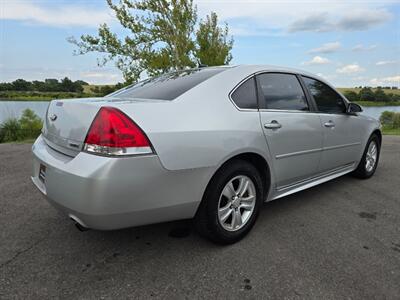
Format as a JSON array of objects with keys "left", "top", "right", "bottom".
[
  {"left": 90, "top": 82, "right": 128, "bottom": 96},
  {"left": 356, "top": 86, "right": 398, "bottom": 90},
  {"left": 344, "top": 87, "right": 400, "bottom": 103},
  {"left": 0, "top": 78, "right": 88, "bottom": 93}
]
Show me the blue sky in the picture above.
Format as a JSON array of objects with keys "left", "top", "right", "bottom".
[{"left": 0, "top": 0, "right": 399, "bottom": 87}]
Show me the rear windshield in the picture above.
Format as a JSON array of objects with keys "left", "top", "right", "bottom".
[{"left": 108, "top": 68, "right": 228, "bottom": 100}]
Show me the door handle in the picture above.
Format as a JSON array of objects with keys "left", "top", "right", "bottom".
[
  {"left": 264, "top": 120, "right": 282, "bottom": 129},
  {"left": 324, "top": 120, "right": 335, "bottom": 128}
]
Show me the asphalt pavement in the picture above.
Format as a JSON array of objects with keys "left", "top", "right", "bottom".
[{"left": 1, "top": 137, "right": 399, "bottom": 299}]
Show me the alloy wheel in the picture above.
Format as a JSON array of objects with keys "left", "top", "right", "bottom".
[
  {"left": 365, "top": 141, "right": 378, "bottom": 172},
  {"left": 217, "top": 175, "right": 256, "bottom": 231}
]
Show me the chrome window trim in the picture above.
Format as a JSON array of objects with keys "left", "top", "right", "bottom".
[
  {"left": 255, "top": 71, "right": 311, "bottom": 111},
  {"left": 229, "top": 70, "right": 315, "bottom": 112},
  {"left": 259, "top": 109, "right": 315, "bottom": 113}
]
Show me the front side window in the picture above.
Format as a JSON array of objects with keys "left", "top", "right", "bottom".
[
  {"left": 302, "top": 76, "right": 346, "bottom": 114},
  {"left": 256, "top": 73, "right": 308, "bottom": 110},
  {"left": 231, "top": 77, "right": 258, "bottom": 109}
]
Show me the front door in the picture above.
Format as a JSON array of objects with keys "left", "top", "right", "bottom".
[
  {"left": 257, "top": 73, "right": 324, "bottom": 188},
  {"left": 301, "top": 76, "right": 363, "bottom": 172}
]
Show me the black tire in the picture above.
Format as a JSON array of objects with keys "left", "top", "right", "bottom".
[
  {"left": 194, "top": 159, "right": 264, "bottom": 244},
  {"left": 352, "top": 134, "right": 380, "bottom": 179}
]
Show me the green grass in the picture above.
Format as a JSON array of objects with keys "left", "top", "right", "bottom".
[
  {"left": 354, "top": 101, "right": 400, "bottom": 107},
  {"left": 382, "top": 126, "right": 400, "bottom": 135},
  {"left": 0, "top": 91, "right": 100, "bottom": 101},
  {"left": 83, "top": 84, "right": 113, "bottom": 93}
]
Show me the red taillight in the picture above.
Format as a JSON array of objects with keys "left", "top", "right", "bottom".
[{"left": 84, "top": 107, "right": 152, "bottom": 156}]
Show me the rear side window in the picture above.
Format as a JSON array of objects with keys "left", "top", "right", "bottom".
[
  {"left": 302, "top": 76, "right": 346, "bottom": 114},
  {"left": 231, "top": 77, "right": 258, "bottom": 109},
  {"left": 256, "top": 73, "right": 308, "bottom": 110},
  {"left": 110, "top": 68, "right": 227, "bottom": 100}
]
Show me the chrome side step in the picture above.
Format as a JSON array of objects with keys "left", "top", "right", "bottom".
[{"left": 271, "top": 163, "right": 356, "bottom": 201}]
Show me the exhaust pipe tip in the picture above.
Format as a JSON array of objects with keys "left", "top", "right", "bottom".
[
  {"left": 69, "top": 215, "right": 90, "bottom": 232},
  {"left": 75, "top": 222, "right": 89, "bottom": 232}
]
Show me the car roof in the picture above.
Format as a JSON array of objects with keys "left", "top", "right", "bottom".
[
  {"left": 216, "top": 64, "right": 337, "bottom": 91},
  {"left": 229, "top": 64, "right": 322, "bottom": 79}
]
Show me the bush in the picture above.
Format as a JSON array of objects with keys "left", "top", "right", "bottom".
[
  {"left": 380, "top": 111, "right": 400, "bottom": 129},
  {"left": 0, "top": 109, "right": 43, "bottom": 143},
  {"left": 393, "top": 113, "right": 400, "bottom": 128},
  {"left": 380, "top": 111, "right": 395, "bottom": 126},
  {"left": 19, "top": 109, "right": 43, "bottom": 139},
  {"left": 359, "top": 87, "right": 376, "bottom": 101},
  {"left": 0, "top": 118, "right": 22, "bottom": 142}
]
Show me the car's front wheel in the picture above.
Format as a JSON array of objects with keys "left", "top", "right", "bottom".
[
  {"left": 195, "top": 160, "right": 264, "bottom": 244},
  {"left": 352, "top": 134, "right": 380, "bottom": 179}
]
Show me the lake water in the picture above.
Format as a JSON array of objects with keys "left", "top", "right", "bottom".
[{"left": 1, "top": 100, "right": 400, "bottom": 123}]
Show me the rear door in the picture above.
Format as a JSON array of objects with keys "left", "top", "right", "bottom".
[
  {"left": 257, "top": 73, "right": 323, "bottom": 188},
  {"left": 301, "top": 76, "right": 363, "bottom": 172}
]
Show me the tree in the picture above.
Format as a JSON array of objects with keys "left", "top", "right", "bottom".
[
  {"left": 68, "top": 0, "right": 233, "bottom": 82},
  {"left": 343, "top": 90, "right": 359, "bottom": 102},
  {"left": 195, "top": 12, "right": 233, "bottom": 66},
  {"left": 44, "top": 79, "right": 60, "bottom": 92},
  {"left": 12, "top": 79, "right": 31, "bottom": 91},
  {"left": 374, "top": 87, "right": 388, "bottom": 102},
  {"left": 359, "top": 87, "right": 375, "bottom": 101},
  {"left": 0, "top": 82, "right": 13, "bottom": 91},
  {"left": 60, "top": 77, "right": 75, "bottom": 92},
  {"left": 75, "top": 80, "right": 89, "bottom": 86}
]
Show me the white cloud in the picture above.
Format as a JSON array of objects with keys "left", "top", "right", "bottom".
[
  {"left": 370, "top": 75, "right": 400, "bottom": 86},
  {"left": 376, "top": 60, "right": 398, "bottom": 66},
  {"left": 80, "top": 71, "right": 122, "bottom": 84},
  {"left": 336, "top": 64, "right": 365, "bottom": 74},
  {"left": 336, "top": 9, "right": 391, "bottom": 31},
  {"left": 302, "top": 56, "right": 331, "bottom": 65},
  {"left": 308, "top": 42, "right": 341, "bottom": 54},
  {"left": 352, "top": 76, "right": 367, "bottom": 81},
  {"left": 196, "top": 1, "right": 394, "bottom": 36},
  {"left": 316, "top": 73, "right": 337, "bottom": 81},
  {"left": 1, "top": 0, "right": 395, "bottom": 34},
  {"left": 1, "top": 1, "right": 113, "bottom": 27},
  {"left": 352, "top": 44, "right": 377, "bottom": 51}
]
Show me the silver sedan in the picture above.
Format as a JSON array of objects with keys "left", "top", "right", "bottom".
[{"left": 32, "top": 65, "right": 381, "bottom": 244}]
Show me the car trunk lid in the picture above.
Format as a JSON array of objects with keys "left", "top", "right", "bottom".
[
  {"left": 42, "top": 97, "right": 169, "bottom": 157},
  {"left": 42, "top": 99, "right": 102, "bottom": 156}
]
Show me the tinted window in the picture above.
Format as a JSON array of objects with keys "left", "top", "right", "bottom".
[
  {"left": 231, "top": 77, "right": 258, "bottom": 109},
  {"left": 109, "top": 68, "right": 227, "bottom": 100},
  {"left": 302, "top": 77, "right": 346, "bottom": 113},
  {"left": 257, "top": 73, "right": 308, "bottom": 110}
]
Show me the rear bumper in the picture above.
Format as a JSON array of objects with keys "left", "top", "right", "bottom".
[{"left": 31, "top": 135, "right": 211, "bottom": 230}]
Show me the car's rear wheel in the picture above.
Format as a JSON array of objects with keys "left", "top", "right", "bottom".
[
  {"left": 195, "top": 160, "right": 263, "bottom": 244},
  {"left": 352, "top": 134, "right": 380, "bottom": 179}
]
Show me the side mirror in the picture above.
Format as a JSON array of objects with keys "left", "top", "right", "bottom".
[{"left": 347, "top": 102, "right": 363, "bottom": 115}]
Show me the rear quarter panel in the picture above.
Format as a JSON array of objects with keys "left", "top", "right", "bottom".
[{"left": 113, "top": 67, "right": 273, "bottom": 172}]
